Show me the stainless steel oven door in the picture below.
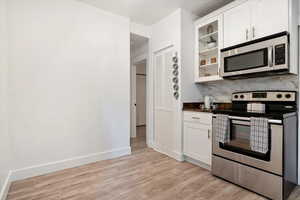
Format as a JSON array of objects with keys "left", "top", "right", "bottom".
[
  {"left": 220, "top": 34, "right": 288, "bottom": 77},
  {"left": 212, "top": 116, "right": 283, "bottom": 175}
]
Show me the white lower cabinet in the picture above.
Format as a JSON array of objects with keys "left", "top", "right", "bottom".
[{"left": 183, "top": 112, "right": 212, "bottom": 165}]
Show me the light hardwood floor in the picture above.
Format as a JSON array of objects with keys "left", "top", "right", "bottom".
[
  {"left": 6, "top": 127, "right": 300, "bottom": 200},
  {"left": 130, "top": 126, "right": 147, "bottom": 152}
]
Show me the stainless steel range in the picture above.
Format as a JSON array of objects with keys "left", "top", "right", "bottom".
[{"left": 211, "top": 91, "right": 298, "bottom": 200}]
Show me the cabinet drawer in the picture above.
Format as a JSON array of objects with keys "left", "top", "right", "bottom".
[
  {"left": 212, "top": 155, "right": 238, "bottom": 183},
  {"left": 212, "top": 156, "right": 283, "bottom": 200},
  {"left": 183, "top": 111, "right": 212, "bottom": 125},
  {"left": 238, "top": 163, "right": 282, "bottom": 200}
]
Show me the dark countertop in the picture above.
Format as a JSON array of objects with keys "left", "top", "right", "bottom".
[{"left": 183, "top": 102, "right": 232, "bottom": 113}]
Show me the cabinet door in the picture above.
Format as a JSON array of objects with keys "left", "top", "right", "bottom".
[
  {"left": 183, "top": 123, "right": 212, "bottom": 165},
  {"left": 223, "top": 1, "right": 252, "bottom": 48},
  {"left": 251, "top": 0, "right": 288, "bottom": 40}
]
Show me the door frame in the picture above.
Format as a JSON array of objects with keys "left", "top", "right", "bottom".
[
  {"left": 130, "top": 52, "right": 149, "bottom": 145},
  {"left": 135, "top": 61, "right": 147, "bottom": 127}
]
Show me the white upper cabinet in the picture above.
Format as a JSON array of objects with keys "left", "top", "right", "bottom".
[
  {"left": 223, "top": 1, "right": 252, "bottom": 48},
  {"left": 195, "top": 0, "right": 298, "bottom": 76},
  {"left": 223, "top": 0, "right": 289, "bottom": 48},
  {"left": 194, "top": 15, "right": 223, "bottom": 83},
  {"left": 251, "top": 0, "right": 288, "bottom": 40}
]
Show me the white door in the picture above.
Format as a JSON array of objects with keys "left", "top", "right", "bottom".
[
  {"left": 251, "top": 0, "right": 288, "bottom": 40},
  {"left": 223, "top": 1, "right": 252, "bottom": 48},
  {"left": 136, "top": 74, "right": 146, "bottom": 126},
  {"left": 154, "top": 46, "right": 175, "bottom": 152},
  {"left": 130, "top": 65, "right": 137, "bottom": 138},
  {"left": 183, "top": 122, "right": 212, "bottom": 165}
]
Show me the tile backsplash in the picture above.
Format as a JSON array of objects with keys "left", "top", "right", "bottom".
[{"left": 198, "top": 75, "right": 298, "bottom": 102}]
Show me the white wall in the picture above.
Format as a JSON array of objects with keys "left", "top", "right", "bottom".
[
  {"left": 7, "top": 0, "right": 130, "bottom": 176},
  {"left": 0, "top": 0, "right": 12, "bottom": 196},
  {"left": 150, "top": 9, "right": 182, "bottom": 159},
  {"left": 150, "top": 9, "right": 200, "bottom": 160},
  {"left": 151, "top": 9, "right": 181, "bottom": 53},
  {"left": 181, "top": 10, "right": 201, "bottom": 102}
]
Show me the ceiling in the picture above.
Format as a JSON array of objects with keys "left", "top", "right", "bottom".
[{"left": 78, "top": 0, "right": 234, "bottom": 25}]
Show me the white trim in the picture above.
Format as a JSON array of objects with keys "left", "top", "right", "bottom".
[
  {"left": 298, "top": 26, "right": 300, "bottom": 185},
  {"left": 147, "top": 41, "right": 154, "bottom": 148},
  {"left": 153, "top": 144, "right": 184, "bottom": 162},
  {"left": 153, "top": 43, "right": 174, "bottom": 54},
  {"left": 184, "top": 156, "right": 211, "bottom": 171},
  {"left": 0, "top": 171, "right": 11, "bottom": 200},
  {"left": 10, "top": 147, "right": 131, "bottom": 182}
]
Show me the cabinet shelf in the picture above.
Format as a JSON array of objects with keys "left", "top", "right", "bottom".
[
  {"left": 195, "top": 15, "right": 222, "bottom": 83},
  {"left": 199, "top": 63, "right": 218, "bottom": 68},
  {"left": 199, "top": 31, "right": 218, "bottom": 40},
  {"left": 199, "top": 47, "right": 218, "bottom": 55},
  {"left": 195, "top": 75, "right": 223, "bottom": 83},
  {"left": 199, "top": 31, "right": 218, "bottom": 43}
]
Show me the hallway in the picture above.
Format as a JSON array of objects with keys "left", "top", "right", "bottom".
[{"left": 131, "top": 126, "right": 147, "bottom": 153}]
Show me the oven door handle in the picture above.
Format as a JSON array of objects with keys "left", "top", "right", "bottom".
[{"left": 212, "top": 115, "right": 282, "bottom": 124}]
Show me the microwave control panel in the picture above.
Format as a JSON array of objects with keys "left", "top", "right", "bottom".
[{"left": 274, "top": 44, "right": 286, "bottom": 65}]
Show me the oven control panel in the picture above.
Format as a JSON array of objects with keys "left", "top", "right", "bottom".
[{"left": 232, "top": 91, "right": 296, "bottom": 102}]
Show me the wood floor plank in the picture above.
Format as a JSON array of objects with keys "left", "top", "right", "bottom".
[{"left": 6, "top": 127, "right": 300, "bottom": 200}]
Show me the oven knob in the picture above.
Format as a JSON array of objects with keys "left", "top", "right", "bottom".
[
  {"left": 285, "top": 94, "right": 291, "bottom": 99},
  {"left": 240, "top": 95, "right": 244, "bottom": 99},
  {"left": 277, "top": 94, "right": 282, "bottom": 99},
  {"left": 234, "top": 95, "right": 238, "bottom": 99}
]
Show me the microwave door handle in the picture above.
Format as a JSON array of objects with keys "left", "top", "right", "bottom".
[{"left": 268, "top": 46, "right": 274, "bottom": 67}]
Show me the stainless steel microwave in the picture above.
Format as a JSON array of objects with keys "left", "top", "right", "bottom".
[{"left": 220, "top": 32, "right": 289, "bottom": 79}]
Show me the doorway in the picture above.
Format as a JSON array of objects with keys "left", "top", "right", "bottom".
[{"left": 130, "top": 33, "right": 149, "bottom": 153}]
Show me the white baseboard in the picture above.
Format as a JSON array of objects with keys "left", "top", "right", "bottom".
[
  {"left": 153, "top": 145, "right": 184, "bottom": 162},
  {"left": 10, "top": 147, "right": 131, "bottom": 182},
  {"left": 0, "top": 171, "right": 12, "bottom": 200},
  {"left": 184, "top": 156, "right": 211, "bottom": 171}
]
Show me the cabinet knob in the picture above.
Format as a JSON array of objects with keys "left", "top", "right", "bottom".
[
  {"left": 192, "top": 117, "right": 200, "bottom": 120},
  {"left": 208, "top": 129, "right": 210, "bottom": 139}
]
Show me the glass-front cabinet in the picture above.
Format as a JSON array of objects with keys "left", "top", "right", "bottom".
[{"left": 195, "top": 15, "right": 223, "bottom": 83}]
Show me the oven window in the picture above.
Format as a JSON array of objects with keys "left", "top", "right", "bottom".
[
  {"left": 219, "top": 120, "right": 270, "bottom": 161},
  {"left": 224, "top": 48, "right": 268, "bottom": 72},
  {"left": 229, "top": 124, "right": 250, "bottom": 150}
]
